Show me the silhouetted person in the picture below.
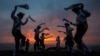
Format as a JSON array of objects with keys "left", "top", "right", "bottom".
[
  {"left": 40, "top": 33, "right": 45, "bottom": 50},
  {"left": 34, "top": 23, "right": 45, "bottom": 51},
  {"left": 40, "top": 33, "right": 52, "bottom": 50},
  {"left": 11, "top": 5, "right": 29, "bottom": 54},
  {"left": 58, "top": 23, "right": 74, "bottom": 52},
  {"left": 64, "top": 3, "right": 92, "bottom": 53},
  {"left": 25, "top": 39, "right": 30, "bottom": 52},
  {"left": 56, "top": 36, "right": 60, "bottom": 49}
]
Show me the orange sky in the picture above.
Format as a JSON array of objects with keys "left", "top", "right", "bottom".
[{"left": 1, "top": 17, "right": 99, "bottom": 47}]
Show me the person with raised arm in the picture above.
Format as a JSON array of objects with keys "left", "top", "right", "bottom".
[
  {"left": 64, "top": 3, "right": 92, "bottom": 54},
  {"left": 58, "top": 23, "right": 74, "bottom": 52},
  {"left": 40, "top": 33, "right": 52, "bottom": 50},
  {"left": 33, "top": 23, "right": 46, "bottom": 51},
  {"left": 11, "top": 4, "right": 29, "bottom": 55}
]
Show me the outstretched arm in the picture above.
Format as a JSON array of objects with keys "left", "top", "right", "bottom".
[
  {"left": 62, "top": 18, "right": 77, "bottom": 26},
  {"left": 70, "top": 22, "right": 77, "bottom": 26},
  {"left": 64, "top": 3, "right": 84, "bottom": 11},
  {"left": 28, "top": 16, "right": 36, "bottom": 22},
  {"left": 11, "top": 5, "right": 18, "bottom": 19},
  {"left": 62, "top": 18, "right": 70, "bottom": 23},
  {"left": 44, "top": 36, "right": 53, "bottom": 39},
  {"left": 57, "top": 25, "right": 65, "bottom": 28},
  {"left": 40, "top": 27, "right": 50, "bottom": 33},
  {"left": 21, "top": 17, "right": 28, "bottom": 25},
  {"left": 38, "top": 22, "right": 45, "bottom": 26},
  {"left": 58, "top": 31, "right": 66, "bottom": 34}
]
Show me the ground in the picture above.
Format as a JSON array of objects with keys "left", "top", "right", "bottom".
[{"left": 0, "top": 47, "right": 100, "bottom": 56}]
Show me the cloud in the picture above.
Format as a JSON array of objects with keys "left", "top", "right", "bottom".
[{"left": 0, "top": 0, "right": 100, "bottom": 49}]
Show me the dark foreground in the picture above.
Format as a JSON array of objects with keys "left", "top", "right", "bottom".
[{"left": 0, "top": 50, "right": 100, "bottom": 56}]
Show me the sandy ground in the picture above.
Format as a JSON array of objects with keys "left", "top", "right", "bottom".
[{"left": 0, "top": 48, "right": 100, "bottom": 56}]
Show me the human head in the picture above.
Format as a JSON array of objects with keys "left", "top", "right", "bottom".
[
  {"left": 37, "top": 26, "right": 41, "bottom": 30},
  {"left": 17, "top": 12, "right": 25, "bottom": 19}
]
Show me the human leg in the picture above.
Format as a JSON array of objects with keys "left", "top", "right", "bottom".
[
  {"left": 74, "top": 24, "right": 89, "bottom": 53},
  {"left": 34, "top": 41, "right": 37, "bottom": 51},
  {"left": 12, "top": 30, "right": 20, "bottom": 52},
  {"left": 15, "top": 37, "right": 20, "bottom": 52},
  {"left": 20, "top": 33, "right": 26, "bottom": 47}
]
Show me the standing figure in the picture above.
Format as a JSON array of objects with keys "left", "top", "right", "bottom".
[
  {"left": 58, "top": 23, "right": 74, "bottom": 52},
  {"left": 40, "top": 33, "right": 52, "bottom": 50},
  {"left": 56, "top": 36, "right": 60, "bottom": 49},
  {"left": 11, "top": 4, "right": 29, "bottom": 54},
  {"left": 40, "top": 33, "right": 45, "bottom": 50},
  {"left": 34, "top": 23, "right": 45, "bottom": 51},
  {"left": 64, "top": 3, "right": 92, "bottom": 53},
  {"left": 25, "top": 39, "right": 30, "bottom": 52}
]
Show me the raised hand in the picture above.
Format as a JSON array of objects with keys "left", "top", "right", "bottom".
[
  {"left": 64, "top": 3, "right": 83, "bottom": 11},
  {"left": 17, "top": 4, "right": 29, "bottom": 10},
  {"left": 24, "top": 4, "right": 29, "bottom": 9}
]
